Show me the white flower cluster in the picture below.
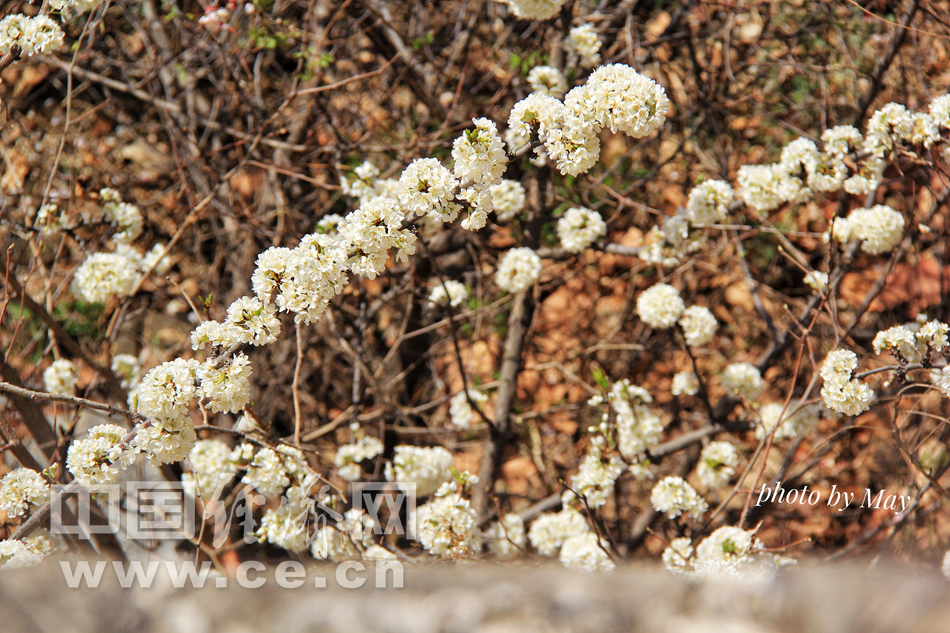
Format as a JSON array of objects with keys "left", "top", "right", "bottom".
[
  {"left": 411, "top": 487, "right": 482, "bottom": 557},
  {"left": 568, "top": 440, "right": 624, "bottom": 508},
  {"left": 830, "top": 205, "right": 904, "bottom": 255},
  {"left": 0, "top": 14, "right": 63, "bottom": 57},
  {"left": 528, "top": 66, "right": 568, "bottom": 99},
  {"left": 36, "top": 203, "right": 66, "bottom": 234},
  {"left": 755, "top": 402, "right": 820, "bottom": 441},
  {"left": 527, "top": 506, "right": 614, "bottom": 571},
  {"left": 509, "top": 64, "right": 668, "bottom": 176},
  {"left": 559, "top": 531, "right": 614, "bottom": 572},
  {"left": 679, "top": 305, "right": 718, "bottom": 346},
  {"left": 71, "top": 244, "right": 170, "bottom": 304},
  {"left": 819, "top": 349, "right": 874, "bottom": 416},
  {"left": 732, "top": 97, "right": 950, "bottom": 220},
  {"left": 687, "top": 180, "right": 734, "bottom": 225},
  {"left": 495, "top": 247, "right": 542, "bottom": 293},
  {"left": 452, "top": 118, "right": 509, "bottom": 230},
  {"left": 111, "top": 353, "right": 141, "bottom": 390},
  {"left": 256, "top": 485, "right": 315, "bottom": 553},
  {"left": 663, "top": 526, "right": 791, "bottom": 581},
  {"left": 696, "top": 442, "right": 739, "bottom": 490},
  {"left": 650, "top": 475, "right": 708, "bottom": 520},
  {"left": 0, "top": 531, "right": 55, "bottom": 569},
  {"left": 182, "top": 439, "right": 250, "bottom": 499},
  {"left": 243, "top": 445, "right": 311, "bottom": 498},
  {"left": 66, "top": 423, "right": 135, "bottom": 490},
  {"left": 931, "top": 95, "right": 950, "bottom": 129},
  {"left": 641, "top": 180, "right": 735, "bottom": 267},
  {"left": 334, "top": 425, "right": 384, "bottom": 482},
  {"left": 385, "top": 445, "right": 454, "bottom": 497},
  {"left": 340, "top": 162, "right": 399, "bottom": 204},
  {"left": 192, "top": 295, "right": 281, "bottom": 351},
  {"left": 671, "top": 370, "right": 699, "bottom": 396},
  {"left": 721, "top": 362, "right": 764, "bottom": 400},
  {"left": 0, "top": 468, "right": 51, "bottom": 518},
  {"left": 196, "top": 353, "right": 253, "bottom": 414},
  {"left": 497, "top": 0, "right": 566, "bottom": 20},
  {"left": 484, "top": 513, "right": 526, "bottom": 558},
  {"left": 428, "top": 280, "right": 468, "bottom": 308},
  {"left": 606, "top": 379, "right": 664, "bottom": 460},
  {"left": 128, "top": 358, "right": 201, "bottom": 463},
  {"left": 872, "top": 324, "right": 918, "bottom": 359},
  {"left": 527, "top": 507, "right": 588, "bottom": 556},
  {"left": 636, "top": 283, "right": 684, "bottom": 329},
  {"left": 100, "top": 188, "right": 144, "bottom": 245},
  {"left": 43, "top": 358, "right": 78, "bottom": 396},
  {"left": 311, "top": 508, "right": 383, "bottom": 561},
  {"left": 556, "top": 206, "right": 607, "bottom": 253},
  {"left": 449, "top": 389, "right": 488, "bottom": 429},
  {"left": 567, "top": 24, "right": 602, "bottom": 68},
  {"left": 490, "top": 179, "right": 526, "bottom": 221}
]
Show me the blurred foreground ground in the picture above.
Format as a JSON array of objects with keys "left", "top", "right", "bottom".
[{"left": 1, "top": 559, "right": 949, "bottom": 633}]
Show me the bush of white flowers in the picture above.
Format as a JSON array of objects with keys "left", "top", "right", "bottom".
[{"left": 1, "top": 0, "right": 950, "bottom": 591}]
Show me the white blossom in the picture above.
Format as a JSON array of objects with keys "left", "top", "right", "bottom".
[
  {"left": 385, "top": 445, "right": 454, "bottom": 497},
  {"left": 484, "top": 513, "right": 526, "bottom": 558},
  {"left": 557, "top": 206, "right": 606, "bottom": 252},
  {"left": 650, "top": 476, "right": 708, "bottom": 520},
  {"left": 196, "top": 353, "right": 253, "bottom": 414},
  {"left": 495, "top": 247, "right": 542, "bottom": 293},
  {"left": 565, "top": 64, "right": 670, "bottom": 140},
  {"left": 0, "top": 531, "right": 55, "bottom": 569},
  {"left": 399, "top": 158, "right": 460, "bottom": 222},
  {"left": 672, "top": 371, "right": 699, "bottom": 396},
  {"left": 567, "top": 24, "right": 602, "bottom": 68},
  {"left": 0, "top": 469, "right": 50, "bottom": 518},
  {"left": 225, "top": 295, "right": 282, "bottom": 346},
  {"left": 696, "top": 441, "right": 739, "bottom": 489},
  {"left": 755, "top": 402, "right": 820, "bottom": 441},
  {"left": 679, "top": 305, "right": 718, "bottom": 346},
  {"left": 804, "top": 271, "right": 828, "bottom": 291},
  {"left": 527, "top": 508, "right": 589, "bottom": 556},
  {"left": 930, "top": 95, "right": 950, "bottom": 128},
  {"left": 686, "top": 180, "right": 734, "bottom": 225},
  {"left": 722, "top": 362, "right": 763, "bottom": 400},
  {"left": 410, "top": 492, "right": 481, "bottom": 557},
  {"left": 428, "top": 280, "right": 468, "bottom": 308},
  {"left": 44, "top": 358, "right": 78, "bottom": 396},
  {"left": 490, "top": 179, "right": 526, "bottom": 221},
  {"left": 569, "top": 442, "right": 624, "bottom": 508},
  {"left": 636, "top": 283, "right": 685, "bottom": 329},
  {"left": 256, "top": 486, "right": 314, "bottom": 553},
  {"left": 559, "top": 531, "right": 614, "bottom": 572},
  {"left": 67, "top": 423, "right": 134, "bottom": 490},
  {"left": 449, "top": 389, "right": 488, "bottom": 429},
  {"left": 608, "top": 380, "right": 663, "bottom": 459},
  {"left": 833, "top": 205, "right": 904, "bottom": 255},
  {"left": 334, "top": 427, "right": 384, "bottom": 482},
  {"left": 111, "top": 353, "right": 141, "bottom": 389},
  {"left": 873, "top": 325, "right": 917, "bottom": 358},
  {"left": 819, "top": 349, "right": 874, "bottom": 416},
  {"left": 527, "top": 66, "right": 568, "bottom": 99},
  {"left": 0, "top": 14, "right": 64, "bottom": 57},
  {"left": 71, "top": 251, "right": 142, "bottom": 303},
  {"left": 340, "top": 197, "right": 417, "bottom": 278},
  {"left": 182, "top": 439, "right": 241, "bottom": 499}
]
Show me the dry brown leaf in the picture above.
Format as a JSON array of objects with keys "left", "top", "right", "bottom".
[{"left": 645, "top": 11, "right": 671, "bottom": 42}]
